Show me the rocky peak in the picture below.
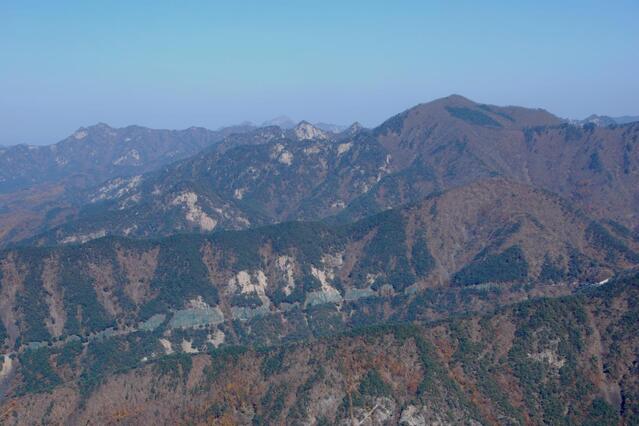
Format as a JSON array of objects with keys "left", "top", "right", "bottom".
[
  {"left": 294, "top": 121, "right": 328, "bottom": 140},
  {"left": 345, "top": 121, "right": 364, "bottom": 135},
  {"left": 70, "top": 123, "right": 116, "bottom": 141}
]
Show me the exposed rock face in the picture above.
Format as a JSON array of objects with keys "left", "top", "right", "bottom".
[
  {"left": 1, "top": 179, "right": 637, "bottom": 365},
  {"left": 294, "top": 121, "right": 329, "bottom": 140},
  {"left": 0, "top": 123, "right": 256, "bottom": 246},
  {"left": 170, "top": 191, "right": 217, "bottom": 231}
]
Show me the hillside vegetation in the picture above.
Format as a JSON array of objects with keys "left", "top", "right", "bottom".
[{"left": 2, "top": 272, "right": 637, "bottom": 425}]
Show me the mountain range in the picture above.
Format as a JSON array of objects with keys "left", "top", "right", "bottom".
[
  {"left": 2, "top": 178, "right": 637, "bottom": 349},
  {"left": 5, "top": 94, "right": 638, "bottom": 249},
  {"left": 0, "top": 122, "right": 261, "bottom": 194},
  {"left": 1, "top": 95, "right": 639, "bottom": 424}
]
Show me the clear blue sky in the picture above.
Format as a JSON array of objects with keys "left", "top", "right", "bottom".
[{"left": 1, "top": 1, "right": 638, "bottom": 145}]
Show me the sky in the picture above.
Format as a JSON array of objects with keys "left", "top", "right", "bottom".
[{"left": 1, "top": 1, "right": 638, "bottom": 145}]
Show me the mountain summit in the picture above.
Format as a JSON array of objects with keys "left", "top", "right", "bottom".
[{"left": 293, "top": 121, "right": 329, "bottom": 140}]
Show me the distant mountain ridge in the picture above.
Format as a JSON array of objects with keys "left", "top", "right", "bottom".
[
  {"left": 17, "top": 94, "right": 639, "bottom": 247},
  {"left": 0, "top": 118, "right": 349, "bottom": 196},
  {"left": 0, "top": 122, "right": 255, "bottom": 194},
  {"left": 0, "top": 120, "right": 352, "bottom": 245},
  {"left": 573, "top": 114, "right": 639, "bottom": 127},
  {"left": 261, "top": 115, "right": 348, "bottom": 132},
  {"left": 0, "top": 122, "right": 258, "bottom": 245}
]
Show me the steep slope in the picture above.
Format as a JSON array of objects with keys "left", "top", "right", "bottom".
[
  {"left": 349, "top": 95, "right": 639, "bottom": 228},
  {"left": 1, "top": 180, "right": 637, "bottom": 356},
  {"left": 29, "top": 127, "right": 388, "bottom": 243},
  {"left": 2, "top": 270, "right": 637, "bottom": 425},
  {"left": 514, "top": 123, "right": 639, "bottom": 227},
  {"left": 0, "top": 123, "right": 256, "bottom": 246},
  {"left": 372, "top": 94, "right": 561, "bottom": 171},
  {"left": 22, "top": 95, "right": 639, "bottom": 246}
]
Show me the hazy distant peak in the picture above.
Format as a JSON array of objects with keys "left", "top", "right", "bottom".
[
  {"left": 314, "top": 122, "right": 348, "bottom": 133},
  {"left": 294, "top": 121, "right": 328, "bottom": 140},
  {"left": 613, "top": 115, "right": 639, "bottom": 125},
  {"left": 262, "top": 116, "right": 347, "bottom": 133},
  {"left": 577, "top": 115, "right": 617, "bottom": 127},
  {"left": 66, "top": 123, "right": 117, "bottom": 141},
  {"left": 237, "top": 120, "right": 256, "bottom": 127},
  {"left": 575, "top": 114, "right": 639, "bottom": 126},
  {"left": 262, "top": 115, "right": 296, "bottom": 129},
  {"left": 344, "top": 121, "right": 364, "bottom": 135}
]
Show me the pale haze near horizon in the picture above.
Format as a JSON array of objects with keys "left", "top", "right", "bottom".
[{"left": 1, "top": 0, "right": 638, "bottom": 146}]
